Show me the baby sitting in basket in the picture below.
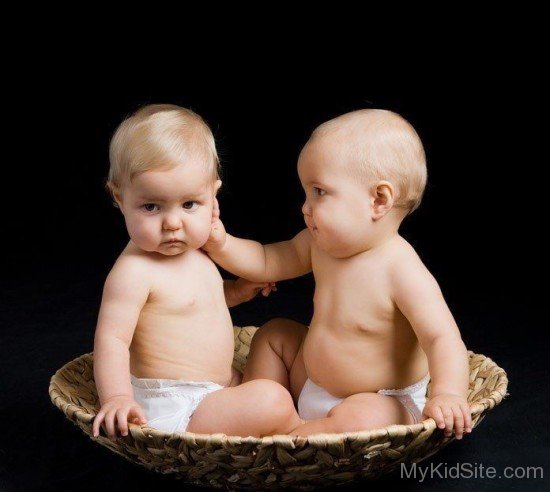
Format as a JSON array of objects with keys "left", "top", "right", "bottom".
[
  {"left": 203, "top": 108, "right": 472, "bottom": 439},
  {"left": 92, "top": 104, "right": 304, "bottom": 439}
]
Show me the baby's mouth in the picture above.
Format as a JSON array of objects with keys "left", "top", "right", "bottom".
[{"left": 304, "top": 216, "right": 317, "bottom": 231}]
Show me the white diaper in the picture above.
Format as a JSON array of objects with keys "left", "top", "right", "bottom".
[
  {"left": 131, "top": 375, "right": 224, "bottom": 433},
  {"left": 298, "top": 373, "right": 430, "bottom": 424}
]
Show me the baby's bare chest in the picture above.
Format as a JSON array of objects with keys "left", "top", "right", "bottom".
[
  {"left": 312, "top": 256, "right": 396, "bottom": 329},
  {"left": 144, "top": 254, "right": 225, "bottom": 316}
]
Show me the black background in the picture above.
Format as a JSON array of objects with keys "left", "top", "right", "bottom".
[{"left": 1, "top": 69, "right": 548, "bottom": 491}]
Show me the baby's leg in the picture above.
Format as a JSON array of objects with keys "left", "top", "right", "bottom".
[
  {"left": 187, "top": 379, "right": 303, "bottom": 437},
  {"left": 289, "top": 392, "right": 415, "bottom": 436},
  {"left": 242, "top": 318, "right": 308, "bottom": 403}
]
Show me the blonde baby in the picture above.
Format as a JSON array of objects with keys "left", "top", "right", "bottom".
[
  {"left": 204, "top": 109, "right": 472, "bottom": 439},
  {"left": 92, "top": 104, "right": 303, "bottom": 440}
]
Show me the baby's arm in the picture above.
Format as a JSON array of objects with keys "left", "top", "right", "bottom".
[
  {"left": 212, "top": 230, "right": 312, "bottom": 282},
  {"left": 92, "top": 257, "right": 150, "bottom": 439},
  {"left": 203, "top": 201, "right": 312, "bottom": 282},
  {"left": 391, "top": 258, "right": 472, "bottom": 439}
]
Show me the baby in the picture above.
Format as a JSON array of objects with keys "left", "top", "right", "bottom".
[
  {"left": 204, "top": 109, "right": 473, "bottom": 438},
  {"left": 92, "top": 104, "right": 303, "bottom": 440}
]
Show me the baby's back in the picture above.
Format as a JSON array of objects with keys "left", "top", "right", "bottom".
[
  {"left": 303, "top": 235, "right": 429, "bottom": 397},
  {"left": 127, "top": 246, "right": 234, "bottom": 385}
]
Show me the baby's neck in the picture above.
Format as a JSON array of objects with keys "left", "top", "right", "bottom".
[{"left": 350, "top": 209, "right": 407, "bottom": 258}]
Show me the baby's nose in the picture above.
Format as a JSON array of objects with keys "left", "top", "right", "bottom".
[
  {"left": 162, "top": 213, "right": 182, "bottom": 231},
  {"left": 302, "top": 201, "right": 312, "bottom": 216}
]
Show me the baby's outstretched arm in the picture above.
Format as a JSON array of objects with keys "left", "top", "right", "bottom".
[
  {"left": 92, "top": 258, "right": 150, "bottom": 439},
  {"left": 392, "top": 258, "right": 472, "bottom": 439},
  {"left": 203, "top": 198, "right": 312, "bottom": 282}
]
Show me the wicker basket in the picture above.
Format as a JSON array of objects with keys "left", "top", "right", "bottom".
[{"left": 49, "top": 326, "right": 508, "bottom": 490}]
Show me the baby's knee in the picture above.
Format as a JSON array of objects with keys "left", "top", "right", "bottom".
[
  {"left": 260, "top": 317, "right": 292, "bottom": 327},
  {"left": 255, "top": 318, "right": 306, "bottom": 347},
  {"left": 252, "top": 379, "right": 297, "bottom": 420},
  {"left": 257, "top": 318, "right": 290, "bottom": 338}
]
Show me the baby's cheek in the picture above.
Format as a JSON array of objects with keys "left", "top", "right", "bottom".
[
  {"left": 126, "top": 218, "right": 157, "bottom": 250},
  {"left": 188, "top": 215, "right": 213, "bottom": 248},
  {"left": 319, "top": 215, "right": 351, "bottom": 245},
  {"left": 315, "top": 211, "right": 337, "bottom": 234},
  {"left": 124, "top": 218, "right": 140, "bottom": 242}
]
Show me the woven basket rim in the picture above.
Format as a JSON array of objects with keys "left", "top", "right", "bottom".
[{"left": 49, "top": 350, "right": 508, "bottom": 447}]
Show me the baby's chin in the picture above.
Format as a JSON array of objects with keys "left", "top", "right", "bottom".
[
  {"left": 314, "top": 234, "right": 364, "bottom": 259},
  {"left": 157, "top": 242, "right": 202, "bottom": 256},
  {"left": 138, "top": 242, "right": 190, "bottom": 256},
  {"left": 158, "top": 247, "right": 188, "bottom": 256}
]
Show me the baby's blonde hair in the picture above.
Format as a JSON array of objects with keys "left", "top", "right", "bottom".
[
  {"left": 107, "top": 104, "right": 219, "bottom": 195},
  {"left": 310, "top": 109, "right": 427, "bottom": 213}
]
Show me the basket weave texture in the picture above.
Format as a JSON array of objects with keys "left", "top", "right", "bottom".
[{"left": 49, "top": 326, "right": 508, "bottom": 490}]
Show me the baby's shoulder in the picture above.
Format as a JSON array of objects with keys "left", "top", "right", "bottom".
[
  {"left": 107, "top": 244, "right": 156, "bottom": 283},
  {"left": 387, "top": 237, "right": 439, "bottom": 291},
  {"left": 388, "top": 237, "right": 431, "bottom": 276}
]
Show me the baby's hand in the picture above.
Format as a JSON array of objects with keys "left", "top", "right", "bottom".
[
  {"left": 202, "top": 198, "right": 227, "bottom": 253},
  {"left": 234, "top": 278, "right": 277, "bottom": 303},
  {"left": 423, "top": 393, "right": 472, "bottom": 439},
  {"left": 92, "top": 395, "right": 147, "bottom": 440}
]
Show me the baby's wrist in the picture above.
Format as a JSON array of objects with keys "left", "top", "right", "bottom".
[
  {"left": 213, "top": 235, "right": 230, "bottom": 255},
  {"left": 101, "top": 393, "right": 134, "bottom": 405},
  {"left": 205, "top": 236, "right": 227, "bottom": 255},
  {"left": 429, "top": 391, "right": 466, "bottom": 400}
]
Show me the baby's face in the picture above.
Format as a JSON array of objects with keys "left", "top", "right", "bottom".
[
  {"left": 115, "top": 160, "right": 218, "bottom": 256},
  {"left": 298, "top": 137, "right": 376, "bottom": 258}
]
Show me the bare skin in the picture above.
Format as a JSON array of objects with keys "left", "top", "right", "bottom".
[
  {"left": 204, "top": 110, "right": 472, "bottom": 438},
  {"left": 243, "top": 316, "right": 427, "bottom": 435}
]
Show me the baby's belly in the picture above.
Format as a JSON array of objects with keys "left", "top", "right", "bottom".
[
  {"left": 129, "top": 311, "right": 234, "bottom": 386},
  {"left": 303, "top": 323, "right": 429, "bottom": 398}
]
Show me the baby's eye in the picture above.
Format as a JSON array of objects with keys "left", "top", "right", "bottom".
[
  {"left": 314, "top": 187, "right": 327, "bottom": 197},
  {"left": 142, "top": 203, "right": 159, "bottom": 212},
  {"left": 182, "top": 201, "right": 199, "bottom": 210}
]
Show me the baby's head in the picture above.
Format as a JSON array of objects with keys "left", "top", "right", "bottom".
[
  {"left": 107, "top": 104, "right": 221, "bottom": 256},
  {"left": 298, "top": 109, "right": 426, "bottom": 257}
]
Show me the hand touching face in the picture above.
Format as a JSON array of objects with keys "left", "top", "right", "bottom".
[{"left": 115, "top": 162, "right": 219, "bottom": 255}]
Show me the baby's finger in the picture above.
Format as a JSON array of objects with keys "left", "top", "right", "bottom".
[
  {"left": 116, "top": 409, "right": 129, "bottom": 437},
  {"left": 130, "top": 406, "right": 148, "bottom": 426},
  {"left": 452, "top": 405, "right": 464, "bottom": 439},
  {"left": 443, "top": 408, "right": 454, "bottom": 437},
  {"left": 461, "top": 402, "right": 472, "bottom": 433},
  {"left": 213, "top": 198, "right": 220, "bottom": 218},
  {"left": 92, "top": 412, "right": 104, "bottom": 437},
  {"left": 430, "top": 405, "right": 446, "bottom": 430},
  {"left": 261, "top": 286, "right": 272, "bottom": 296},
  {"left": 104, "top": 409, "right": 118, "bottom": 440}
]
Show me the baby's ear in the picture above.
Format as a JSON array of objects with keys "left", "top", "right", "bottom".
[
  {"left": 371, "top": 180, "right": 394, "bottom": 219},
  {"left": 107, "top": 182, "right": 124, "bottom": 211},
  {"left": 112, "top": 194, "right": 123, "bottom": 211},
  {"left": 214, "top": 179, "right": 222, "bottom": 195}
]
